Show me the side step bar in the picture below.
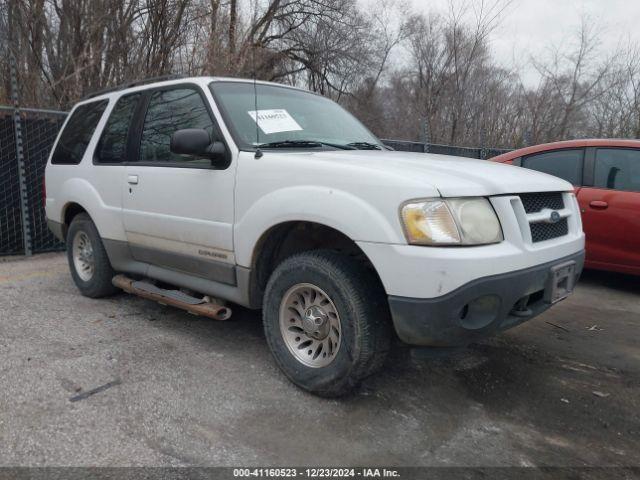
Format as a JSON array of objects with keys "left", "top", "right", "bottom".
[{"left": 112, "top": 274, "right": 232, "bottom": 320}]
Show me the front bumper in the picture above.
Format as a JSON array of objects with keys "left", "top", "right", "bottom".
[{"left": 388, "top": 250, "right": 585, "bottom": 346}]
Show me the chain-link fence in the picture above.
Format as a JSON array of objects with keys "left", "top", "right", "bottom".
[
  {"left": 0, "top": 106, "right": 512, "bottom": 257},
  {"left": 382, "top": 139, "right": 511, "bottom": 159},
  {"left": 0, "top": 106, "right": 67, "bottom": 256},
  {"left": 0, "top": 110, "right": 23, "bottom": 255}
]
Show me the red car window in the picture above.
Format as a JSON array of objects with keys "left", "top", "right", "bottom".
[
  {"left": 594, "top": 148, "right": 640, "bottom": 192},
  {"left": 522, "top": 149, "right": 584, "bottom": 185}
]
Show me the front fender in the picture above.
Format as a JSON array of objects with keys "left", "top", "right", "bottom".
[{"left": 234, "top": 186, "right": 403, "bottom": 267}]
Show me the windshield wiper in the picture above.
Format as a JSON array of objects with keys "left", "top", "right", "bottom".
[
  {"left": 346, "top": 141, "right": 383, "bottom": 150},
  {"left": 257, "top": 140, "right": 355, "bottom": 150}
]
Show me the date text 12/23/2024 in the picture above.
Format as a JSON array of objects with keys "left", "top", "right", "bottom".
[{"left": 233, "top": 468, "right": 400, "bottom": 478}]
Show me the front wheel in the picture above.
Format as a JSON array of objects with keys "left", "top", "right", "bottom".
[
  {"left": 263, "top": 250, "right": 391, "bottom": 397},
  {"left": 66, "top": 213, "right": 118, "bottom": 298}
]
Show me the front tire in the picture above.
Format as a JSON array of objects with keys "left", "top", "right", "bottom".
[
  {"left": 263, "top": 250, "right": 391, "bottom": 397},
  {"left": 66, "top": 213, "right": 118, "bottom": 298}
]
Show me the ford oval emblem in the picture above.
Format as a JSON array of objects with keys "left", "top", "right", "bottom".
[{"left": 549, "top": 211, "right": 561, "bottom": 224}]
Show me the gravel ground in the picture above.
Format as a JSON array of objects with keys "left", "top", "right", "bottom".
[{"left": 0, "top": 252, "right": 638, "bottom": 469}]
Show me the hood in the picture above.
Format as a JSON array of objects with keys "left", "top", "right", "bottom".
[{"left": 281, "top": 150, "right": 573, "bottom": 197}]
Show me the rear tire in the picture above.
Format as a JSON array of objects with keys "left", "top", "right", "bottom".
[
  {"left": 66, "top": 213, "right": 118, "bottom": 298},
  {"left": 263, "top": 250, "right": 391, "bottom": 397}
]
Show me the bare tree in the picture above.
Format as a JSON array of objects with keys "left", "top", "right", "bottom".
[
  {"left": 530, "top": 18, "right": 612, "bottom": 141},
  {"left": 590, "top": 45, "right": 640, "bottom": 138},
  {"left": 2, "top": 0, "right": 639, "bottom": 149}
]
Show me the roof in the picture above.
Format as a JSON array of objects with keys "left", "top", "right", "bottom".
[
  {"left": 491, "top": 139, "right": 640, "bottom": 163},
  {"left": 80, "top": 75, "right": 310, "bottom": 104}
]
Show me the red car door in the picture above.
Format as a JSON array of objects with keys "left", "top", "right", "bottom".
[{"left": 577, "top": 147, "right": 640, "bottom": 275}]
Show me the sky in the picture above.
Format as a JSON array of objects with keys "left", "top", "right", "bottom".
[{"left": 398, "top": 0, "right": 640, "bottom": 86}]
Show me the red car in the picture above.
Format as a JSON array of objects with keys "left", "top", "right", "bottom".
[{"left": 492, "top": 140, "right": 640, "bottom": 275}]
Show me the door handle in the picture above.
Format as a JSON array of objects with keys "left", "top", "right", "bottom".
[
  {"left": 127, "top": 175, "right": 139, "bottom": 185},
  {"left": 589, "top": 200, "right": 608, "bottom": 209}
]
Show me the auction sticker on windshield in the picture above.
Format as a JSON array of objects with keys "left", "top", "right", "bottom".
[{"left": 248, "top": 109, "right": 303, "bottom": 134}]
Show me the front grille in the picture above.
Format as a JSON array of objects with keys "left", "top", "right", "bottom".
[
  {"left": 519, "top": 192, "right": 564, "bottom": 213},
  {"left": 530, "top": 218, "right": 569, "bottom": 242},
  {"left": 514, "top": 192, "right": 570, "bottom": 243}
]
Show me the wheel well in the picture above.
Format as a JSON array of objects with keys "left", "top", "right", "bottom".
[
  {"left": 62, "top": 203, "right": 88, "bottom": 238},
  {"left": 249, "top": 221, "right": 385, "bottom": 307}
]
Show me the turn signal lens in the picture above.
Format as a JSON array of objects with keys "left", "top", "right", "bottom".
[{"left": 401, "top": 200, "right": 461, "bottom": 245}]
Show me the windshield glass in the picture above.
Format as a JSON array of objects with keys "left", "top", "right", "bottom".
[{"left": 209, "top": 81, "right": 382, "bottom": 150}]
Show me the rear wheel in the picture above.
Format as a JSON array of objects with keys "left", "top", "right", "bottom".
[
  {"left": 263, "top": 250, "right": 391, "bottom": 397},
  {"left": 66, "top": 213, "right": 118, "bottom": 298}
]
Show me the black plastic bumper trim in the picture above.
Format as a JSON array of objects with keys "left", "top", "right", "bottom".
[{"left": 388, "top": 250, "right": 585, "bottom": 347}]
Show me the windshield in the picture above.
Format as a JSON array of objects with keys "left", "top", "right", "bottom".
[{"left": 209, "top": 81, "right": 382, "bottom": 150}]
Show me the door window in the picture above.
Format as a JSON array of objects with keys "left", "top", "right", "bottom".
[
  {"left": 51, "top": 100, "right": 108, "bottom": 165},
  {"left": 139, "top": 88, "right": 215, "bottom": 166},
  {"left": 594, "top": 148, "right": 640, "bottom": 192},
  {"left": 522, "top": 149, "right": 584, "bottom": 185},
  {"left": 95, "top": 93, "right": 141, "bottom": 164}
]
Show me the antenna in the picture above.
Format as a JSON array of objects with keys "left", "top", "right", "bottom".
[{"left": 253, "top": 42, "right": 263, "bottom": 159}]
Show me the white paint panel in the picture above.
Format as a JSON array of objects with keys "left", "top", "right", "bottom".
[{"left": 122, "top": 165, "right": 236, "bottom": 254}]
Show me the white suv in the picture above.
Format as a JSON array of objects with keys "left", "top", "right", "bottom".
[{"left": 45, "top": 76, "right": 585, "bottom": 396}]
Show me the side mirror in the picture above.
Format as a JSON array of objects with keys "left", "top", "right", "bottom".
[{"left": 170, "top": 128, "right": 227, "bottom": 165}]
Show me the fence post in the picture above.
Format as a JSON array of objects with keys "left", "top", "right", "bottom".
[
  {"left": 9, "top": 52, "right": 33, "bottom": 256},
  {"left": 420, "top": 117, "right": 430, "bottom": 153},
  {"left": 479, "top": 127, "right": 487, "bottom": 160}
]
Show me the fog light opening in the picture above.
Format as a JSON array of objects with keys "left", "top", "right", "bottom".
[
  {"left": 511, "top": 295, "right": 532, "bottom": 318},
  {"left": 458, "top": 295, "right": 501, "bottom": 330}
]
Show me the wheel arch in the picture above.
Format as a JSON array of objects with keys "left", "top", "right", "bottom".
[
  {"left": 246, "top": 220, "right": 387, "bottom": 308},
  {"left": 60, "top": 202, "right": 89, "bottom": 240}
]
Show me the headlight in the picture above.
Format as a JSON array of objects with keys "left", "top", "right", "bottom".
[{"left": 400, "top": 198, "right": 503, "bottom": 246}]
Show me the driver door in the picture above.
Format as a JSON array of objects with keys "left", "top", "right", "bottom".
[
  {"left": 577, "top": 147, "right": 640, "bottom": 273},
  {"left": 122, "top": 84, "right": 237, "bottom": 284}
]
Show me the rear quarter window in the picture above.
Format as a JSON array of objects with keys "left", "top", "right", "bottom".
[
  {"left": 51, "top": 100, "right": 108, "bottom": 165},
  {"left": 522, "top": 149, "right": 584, "bottom": 185}
]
